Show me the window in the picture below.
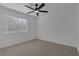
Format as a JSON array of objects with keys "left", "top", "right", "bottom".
[{"left": 4, "top": 15, "right": 28, "bottom": 33}]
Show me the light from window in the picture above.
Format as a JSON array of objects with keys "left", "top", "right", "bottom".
[{"left": 4, "top": 15, "right": 28, "bottom": 33}]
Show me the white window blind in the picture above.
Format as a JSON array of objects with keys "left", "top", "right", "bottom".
[{"left": 4, "top": 15, "right": 28, "bottom": 33}]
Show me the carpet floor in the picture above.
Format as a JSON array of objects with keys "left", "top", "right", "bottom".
[{"left": 0, "top": 39, "right": 78, "bottom": 56}]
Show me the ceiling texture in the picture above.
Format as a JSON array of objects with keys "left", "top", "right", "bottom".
[{"left": 0, "top": 3, "right": 47, "bottom": 16}]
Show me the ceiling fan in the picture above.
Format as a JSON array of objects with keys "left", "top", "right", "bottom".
[{"left": 25, "top": 3, "right": 48, "bottom": 16}]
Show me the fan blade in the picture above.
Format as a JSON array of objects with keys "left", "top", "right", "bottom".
[
  {"left": 26, "top": 11, "right": 35, "bottom": 14},
  {"left": 36, "top": 12, "right": 39, "bottom": 16},
  {"left": 39, "top": 10, "right": 48, "bottom": 13},
  {"left": 25, "top": 5, "right": 35, "bottom": 10},
  {"left": 37, "top": 3, "right": 45, "bottom": 10}
]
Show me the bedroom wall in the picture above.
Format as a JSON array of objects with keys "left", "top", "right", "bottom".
[
  {"left": 0, "top": 6, "right": 38, "bottom": 49},
  {"left": 76, "top": 4, "right": 79, "bottom": 54},
  {"left": 38, "top": 3, "right": 78, "bottom": 47}
]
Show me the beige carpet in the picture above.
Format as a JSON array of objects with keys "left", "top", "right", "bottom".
[{"left": 0, "top": 39, "right": 78, "bottom": 56}]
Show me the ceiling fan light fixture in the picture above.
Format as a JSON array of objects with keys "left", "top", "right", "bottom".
[
  {"left": 25, "top": 3, "right": 48, "bottom": 16},
  {"left": 35, "top": 11, "right": 39, "bottom": 13}
]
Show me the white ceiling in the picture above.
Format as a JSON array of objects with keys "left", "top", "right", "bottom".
[{"left": 0, "top": 3, "right": 47, "bottom": 16}]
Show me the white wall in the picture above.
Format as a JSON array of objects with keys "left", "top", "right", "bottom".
[
  {"left": 0, "top": 6, "right": 38, "bottom": 49},
  {"left": 76, "top": 4, "right": 79, "bottom": 54},
  {"left": 38, "top": 3, "right": 78, "bottom": 47}
]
